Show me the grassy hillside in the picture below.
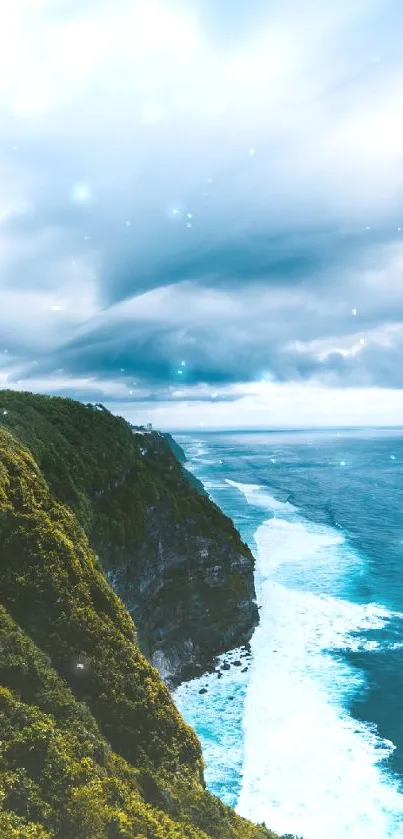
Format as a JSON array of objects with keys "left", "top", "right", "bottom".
[
  {"left": 0, "top": 391, "right": 242, "bottom": 555},
  {"left": 0, "top": 395, "right": 280, "bottom": 838},
  {"left": 0, "top": 391, "right": 258, "bottom": 682}
]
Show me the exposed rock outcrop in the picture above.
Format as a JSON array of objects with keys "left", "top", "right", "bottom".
[{"left": 112, "top": 502, "right": 257, "bottom": 684}]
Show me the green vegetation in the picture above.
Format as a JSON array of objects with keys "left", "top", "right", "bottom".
[
  {"left": 0, "top": 393, "right": 279, "bottom": 838},
  {"left": 0, "top": 390, "right": 257, "bottom": 680},
  {"left": 0, "top": 391, "right": 245, "bottom": 559},
  {"left": 0, "top": 608, "right": 274, "bottom": 839}
]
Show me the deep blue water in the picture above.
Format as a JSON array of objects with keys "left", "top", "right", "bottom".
[{"left": 173, "top": 429, "right": 403, "bottom": 839}]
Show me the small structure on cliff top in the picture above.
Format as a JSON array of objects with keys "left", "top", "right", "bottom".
[{"left": 131, "top": 422, "right": 153, "bottom": 434}]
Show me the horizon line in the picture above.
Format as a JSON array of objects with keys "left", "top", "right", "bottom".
[{"left": 161, "top": 424, "right": 403, "bottom": 434}]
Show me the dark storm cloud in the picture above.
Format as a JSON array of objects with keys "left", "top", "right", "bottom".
[{"left": 17, "top": 252, "right": 403, "bottom": 398}]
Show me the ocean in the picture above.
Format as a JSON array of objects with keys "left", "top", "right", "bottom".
[{"left": 173, "top": 428, "right": 403, "bottom": 839}]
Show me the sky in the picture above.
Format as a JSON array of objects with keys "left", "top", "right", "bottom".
[{"left": 2, "top": 0, "right": 403, "bottom": 429}]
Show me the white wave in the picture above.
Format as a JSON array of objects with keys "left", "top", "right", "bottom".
[
  {"left": 236, "top": 512, "right": 403, "bottom": 839},
  {"left": 254, "top": 516, "right": 345, "bottom": 576},
  {"left": 182, "top": 458, "right": 216, "bottom": 473},
  {"left": 190, "top": 441, "right": 209, "bottom": 458},
  {"left": 203, "top": 479, "right": 221, "bottom": 490},
  {"left": 174, "top": 649, "right": 250, "bottom": 808},
  {"left": 179, "top": 438, "right": 222, "bottom": 469},
  {"left": 345, "top": 640, "right": 403, "bottom": 653},
  {"left": 175, "top": 465, "right": 403, "bottom": 837},
  {"left": 225, "top": 478, "right": 296, "bottom": 512}
]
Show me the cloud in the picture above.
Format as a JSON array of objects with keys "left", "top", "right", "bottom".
[
  {"left": 2, "top": 0, "right": 403, "bottom": 423},
  {"left": 13, "top": 244, "right": 403, "bottom": 396},
  {"left": 105, "top": 382, "right": 403, "bottom": 430}
]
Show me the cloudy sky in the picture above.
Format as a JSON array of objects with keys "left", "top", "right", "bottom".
[{"left": 2, "top": 0, "right": 403, "bottom": 428}]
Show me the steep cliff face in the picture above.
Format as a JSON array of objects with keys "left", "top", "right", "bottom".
[
  {"left": 113, "top": 503, "right": 257, "bottom": 682},
  {"left": 0, "top": 391, "right": 258, "bottom": 683},
  {"left": 0, "top": 423, "right": 278, "bottom": 838}
]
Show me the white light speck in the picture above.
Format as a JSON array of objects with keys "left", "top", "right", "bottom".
[
  {"left": 187, "top": 222, "right": 192, "bottom": 228},
  {"left": 181, "top": 360, "right": 186, "bottom": 366},
  {"left": 207, "top": 178, "right": 213, "bottom": 184},
  {"left": 125, "top": 220, "right": 131, "bottom": 227},
  {"left": 398, "top": 227, "right": 402, "bottom": 232},
  {"left": 76, "top": 662, "right": 85, "bottom": 670},
  {"left": 172, "top": 208, "right": 179, "bottom": 215},
  {"left": 71, "top": 182, "right": 91, "bottom": 205},
  {"left": 340, "top": 460, "right": 346, "bottom": 467},
  {"left": 120, "top": 368, "right": 125, "bottom": 373},
  {"left": 390, "top": 454, "right": 396, "bottom": 460},
  {"left": 352, "top": 308, "right": 357, "bottom": 316},
  {"left": 187, "top": 213, "right": 193, "bottom": 219},
  {"left": 270, "top": 458, "right": 276, "bottom": 463},
  {"left": 360, "top": 338, "right": 365, "bottom": 345},
  {"left": 365, "top": 226, "right": 371, "bottom": 231},
  {"left": 12, "top": 145, "right": 18, "bottom": 151},
  {"left": 3, "top": 410, "right": 8, "bottom": 415},
  {"left": 177, "top": 370, "right": 183, "bottom": 375},
  {"left": 249, "top": 148, "right": 256, "bottom": 156}
]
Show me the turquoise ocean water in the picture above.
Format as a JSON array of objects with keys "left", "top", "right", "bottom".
[{"left": 174, "top": 429, "right": 403, "bottom": 839}]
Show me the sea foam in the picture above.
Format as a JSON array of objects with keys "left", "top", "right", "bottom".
[
  {"left": 174, "top": 649, "right": 249, "bottom": 808},
  {"left": 175, "top": 457, "right": 403, "bottom": 838},
  {"left": 231, "top": 480, "right": 403, "bottom": 839}
]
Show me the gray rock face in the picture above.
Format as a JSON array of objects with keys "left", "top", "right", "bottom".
[
  {"left": 44, "top": 419, "right": 260, "bottom": 686},
  {"left": 108, "top": 502, "right": 258, "bottom": 684}
]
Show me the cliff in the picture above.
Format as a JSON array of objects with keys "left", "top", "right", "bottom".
[
  {"left": 0, "top": 391, "right": 258, "bottom": 684},
  {"left": 0, "top": 418, "right": 278, "bottom": 838}
]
